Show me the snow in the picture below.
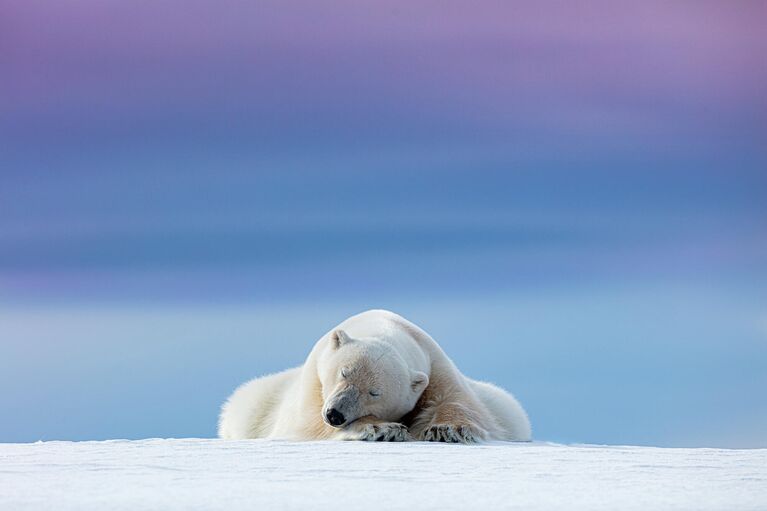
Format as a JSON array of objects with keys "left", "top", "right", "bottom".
[{"left": 1, "top": 439, "right": 765, "bottom": 510}]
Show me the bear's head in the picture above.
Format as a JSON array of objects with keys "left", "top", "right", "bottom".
[{"left": 318, "top": 329, "right": 429, "bottom": 428}]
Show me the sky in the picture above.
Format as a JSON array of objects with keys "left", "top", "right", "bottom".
[{"left": 1, "top": 1, "right": 766, "bottom": 446}]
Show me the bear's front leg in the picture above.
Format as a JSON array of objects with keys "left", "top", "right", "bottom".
[
  {"left": 415, "top": 403, "right": 487, "bottom": 443},
  {"left": 342, "top": 416, "right": 413, "bottom": 442}
]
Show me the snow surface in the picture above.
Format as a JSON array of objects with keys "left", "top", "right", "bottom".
[{"left": 1, "top": 439, "right": 765, "bottom": 510}]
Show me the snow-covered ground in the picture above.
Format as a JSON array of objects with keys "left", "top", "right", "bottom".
[{"left": 1, "top": 439, "right": 765, "bottom": 510}]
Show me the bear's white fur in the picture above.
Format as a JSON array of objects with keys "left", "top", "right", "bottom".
[{"left": 218, "top": 309, "right": 531, "bottom": 443}]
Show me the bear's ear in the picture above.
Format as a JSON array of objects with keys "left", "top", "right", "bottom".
[
  {"left": 411, "top": 371, "right": 429, "bottom": 393},
  {"left": 331, "top": 329, "right": 352, "bottom": 349}
]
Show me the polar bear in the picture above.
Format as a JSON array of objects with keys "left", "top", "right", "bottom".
[{"left": 218, "top": 309, "right": 531, "bottom": 443}]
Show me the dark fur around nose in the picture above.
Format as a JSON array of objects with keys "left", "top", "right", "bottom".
[{"left": 325, "top": 408, "right": 345, "bottom": 427}]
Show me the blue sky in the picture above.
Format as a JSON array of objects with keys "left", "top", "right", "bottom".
[{"left": 0, "top": 1, "right": 765, "bottom": 446}]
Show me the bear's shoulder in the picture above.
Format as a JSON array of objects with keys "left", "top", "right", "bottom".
[{"left": 346, "top": 309, "right": 402, "bottom": 322}]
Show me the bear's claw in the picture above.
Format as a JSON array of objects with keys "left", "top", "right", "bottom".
[
  {"left": 359, "top": 422, "right": 412, "bottom": 442},
  {"left": 421, "top": 424, "right": 482, "bottom": 443}
]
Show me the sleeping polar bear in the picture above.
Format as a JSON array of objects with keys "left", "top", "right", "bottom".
[{"left": 218, "top": 309, "right": 531, "bottom": 443}]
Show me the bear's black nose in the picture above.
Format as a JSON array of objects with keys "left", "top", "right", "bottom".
[{"left": 325, "top": 408, "right": 345, "bottom": 426}]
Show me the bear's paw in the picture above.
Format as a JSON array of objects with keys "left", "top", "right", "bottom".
[
  {"left": 358, "top": 422, "right": 412, "bottom": 442},
  {"left": 421, "top": 424, "right": 484, "bottom": 443}
]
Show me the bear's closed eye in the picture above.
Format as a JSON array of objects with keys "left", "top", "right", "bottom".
[{"left": 369, "top": 390, "right": 381, "bottom": 397}]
